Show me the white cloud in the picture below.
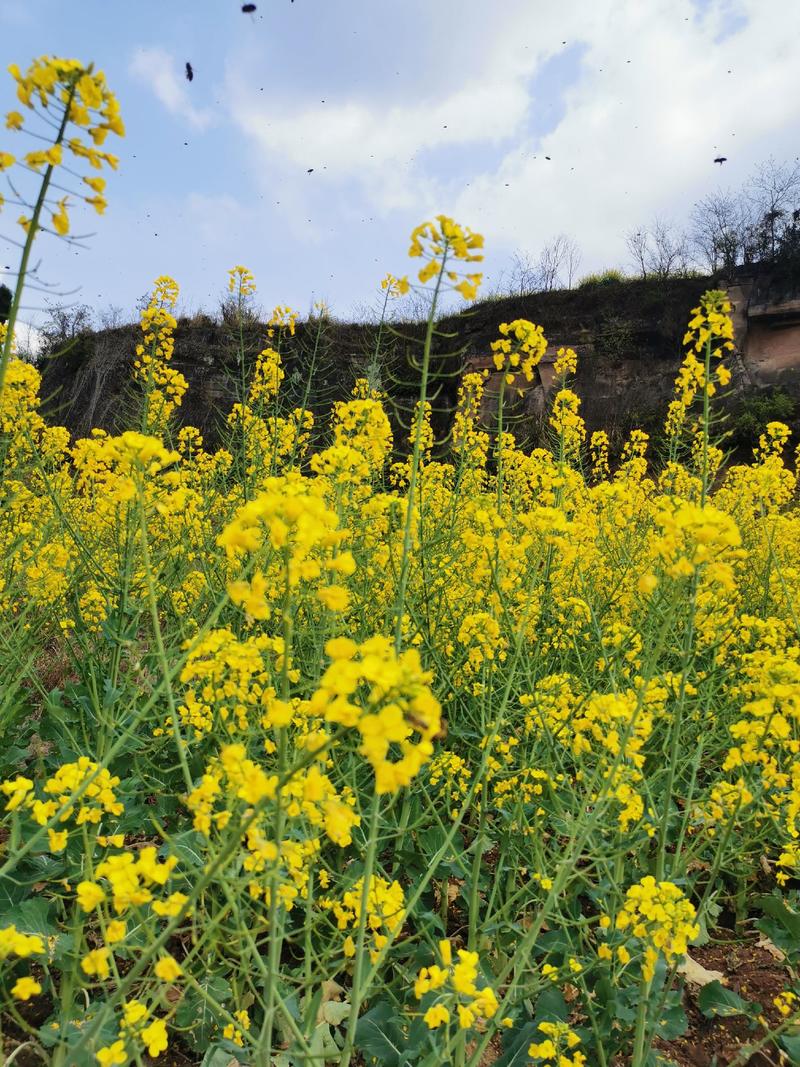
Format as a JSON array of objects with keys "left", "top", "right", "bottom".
[
  {"left": 453, "top": 0, "right": 800, "bottom": 270},
  {"left": 130, "top": 47, "right": 213, "bottom": 131},
  {"left": 13, "top": 320, "right": 43, "bottom": 358},
  {"left": 224, "top": 0, "right": 800, "bottom": 276}
]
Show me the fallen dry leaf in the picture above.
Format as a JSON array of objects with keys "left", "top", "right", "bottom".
[
  {"left": 677, "top": 954, "right": 727, "bottom": 987},
  {"left": 755, "top": 934, "right": 785, "bottom": 961}
]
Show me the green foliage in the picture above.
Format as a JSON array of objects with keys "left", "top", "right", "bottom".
[
  {"left": 577, "top": 268, "right": 627, "bottom": 287},
  {"left": 729, "top": 387, "right": 797, "bottom": 452}
]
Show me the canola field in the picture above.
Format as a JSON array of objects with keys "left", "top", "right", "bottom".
[{"left": 2, "top": 56, "right": 800, "bottom": 1067}]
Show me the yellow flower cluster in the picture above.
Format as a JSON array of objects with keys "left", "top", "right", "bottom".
[
  {"left": 323, "top": 875, "right": 405, "bottom": 962},
  {"left": 3, "top": 177, "right": 800, "bottom": 1066},
  {"left": 228, "top": 264, "right": 256, "bottom": 297},
  {"left": 310, "top": 636, "right": 442, "bottom": 794},
  {"left": 606, "top": 877, "right": 700, "bottom": 981},
  {"left": 96, "top": 1007, "right": 169, "bottom": 1065},
  {"left": 0, "top": 925, "right": 45, "bottom": 959},
  {"left": 490, "top": 319, "right": 548, "bottom": 384},
  {"left": 528, "top": 1020, "right": 586, "bottom": 1066},
  {"left": 415, "top": 939, "right": 507, "bottom": 1031},
  {"left": 2, "top": 757, "right": 123, "bottom": 852},
  {"left": 5, "top": 57, "right": 123, "bottom": 231},
  {"left": 380, "top": 272, "right": 410, "bottom": 297},
  {"left": 408, "top": 215, "right": 484, "bottom": 299},
  {"left": 133, "top": 276, "right": 188, "bottom": 433}
]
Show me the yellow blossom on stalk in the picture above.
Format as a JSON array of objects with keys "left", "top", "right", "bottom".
[
  {"left": 0, "top": 926, "right": 45, "bottom": 959},
  {"left": 323, "top": 875, "right": 406, "bottom": 962},
  {"left": 38, "top": 756, "right": 124, "bottom": 825},
  {"left": 141, "top": 1018, "right": 169, "bottom": 1057},
  {"left": 105, "top": 920, "right": 126, "bottom": 944},
  {"left": 310, "top": 635, "right": 442, "bottom": 794},
  {"left": 223, "top": 1009, "right": 251, "bottom": 1047},
  {"left": 414, "top": 940, "right": 504, "bottom": 1032},
  {"left": 267, "top": 304, "right": 298, "bottom": 337},
  {"left": 133, "top": 276, "right": 187, "bottom": 432},
  {"left": 317, "top": 584, "right": 350, "bottom": 612},
  {"left": 490, "top": 319, "right": 547, "bottom": 382},
  {"left": 1, "top": 775, "right": 33, "bottom": 811},
  {"left": 228, "top": 264, "right": 257, "bottom": 297},
  {"left": 3, "top": 56, "right": 123, "bottom": 250},
  {"left": 609, "top": 877, "right": 699, "bottom": 982},
  {"left": 774, "top": 991, "right": 798, "bottom": 1017},
  {"left": 76, "top": 880, "right": 105, "bottom": 912},
  {"left": 653, "top": 501, "right": 742, "bottom": 587},
  {"left": 81, "top": 946, "right": 111, "bottom": 979},
  {"left": 122, "top": 999, "right": 149, "bottom": 1029},
  {"left": 407, "top": 215, "right": 483, "bottom": 299},
  {"left": 528, "top": 1021, "right": 586, "bottom": 1065},
  {"left": 423, "top": 1003, "right": 450, "bottom": 1029},
  {"left": 590, "top": 430, "right": 610, "bottom": 482},
  {"left": 549, "top": 388, "right": 586, "bottom": 462},
  {"left": 683, "top": 289, "right": 735, "bottom": 357},
  {"left": 48, "top": 828, "right": 68, "bottom": 851},
  {"left": 380, "top": 272, "right": 410, "bottom": 296},
  {"left": 553, "top": 346, "right": 578, "bottom": 379},
  {"left": 249, "top": 346, "right": 284, "bottom": 404}
]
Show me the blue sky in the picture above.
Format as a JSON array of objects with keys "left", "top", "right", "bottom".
[{"left": 2, "top": 0, "right": 800, "bottom": 331}]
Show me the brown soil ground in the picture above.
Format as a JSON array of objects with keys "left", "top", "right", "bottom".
[{"left": 655, "top": 934, "right": 791, "bottom": 1066}]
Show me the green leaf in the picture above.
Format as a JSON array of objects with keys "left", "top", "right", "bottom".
[
  {"left": 654, "top": 999, "right": 688, "bottom": 1040},
  {"left": 165, "top": 829, "right": 207, "bottom": 870},
  {"left": 494, "top": 1022, "right": 542, "bottom": 1067},
  {"left": 39, "top": 1008, "right": 118, "bottom": 1065},
  {"left": 535, "top": 986, "right": 568, "bottom": 1022},
  {"left": 757, "top": 895, "right": 800, "bottom": 961},
  {"left": 0, "top": 896, "right": 57, "bottom": 939},
  {"left": 199, "top": 1047, "right": 238, "bottom": 1067},
  {"left": 0, "top": 875, "right": 31, "bottom": 909},
  {"left": 758, "top": 895, "right": 800, "bottom": 940},
  {"left": 697, "top": 980, "right": 759, "bottom": 1019},
  {"left": 176, "top": 973, "right": 233, "bottom": 1050},
  {"left": 354, "top": 1002, "right": 407, "bottom": 1066},
  {"left": 780, "top": 1034, "right": 800, "bottom": 1064}
]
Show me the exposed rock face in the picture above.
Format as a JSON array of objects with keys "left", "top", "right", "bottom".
[
  {"left": 728, "top": 274, "right": 800, "bottom": 391},
  {"left": 458, "top": 272, "right": 800, "bottom": 447}
]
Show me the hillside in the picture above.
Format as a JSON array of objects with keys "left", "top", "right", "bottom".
[{"left": 37, "top": 272, "right": 799, "bottom": 453}]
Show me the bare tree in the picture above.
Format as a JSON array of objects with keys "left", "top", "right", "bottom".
[
  {"left": 39, "top": 303, "right": 94, "bottom": 353},
  {"left": 625, "top": 217, "right": 689, "bottom": 279},
  {"left": 507, "top": 250, "right": 539, "bottom": 296},
  {"left": 626, "top": 228, "right": 649, "bottom": 279},
  {"left": 689, "top": 190, "right": 749, "bottom": 274},
  {"left": 536, "top": 236, "right": 563, "bottom": 291},
  {"left": 505, "top": 235, "right": 582, "bottom": 295},
  {"left": 562, "top": 236, "right": 582, "bottom": 289},
  {"left": 97, "top": 304, "right": 127, "bottom": 331},
  {"left": 744, "top": 157, "right": 800, "bottom": 260}
]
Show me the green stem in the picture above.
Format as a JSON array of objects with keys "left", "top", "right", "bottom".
[
  {"left": 393, "top": 255, "right": 447, "bottom": 651},
  {"left": 339, "top": 793, "right": 381, "bottom": 1067},
  {"left": 0, "top": 86, "right": 75, "bottom": 396},
  {"left": 631, "top": 977, "right": 652, "bottom": 1067}
]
